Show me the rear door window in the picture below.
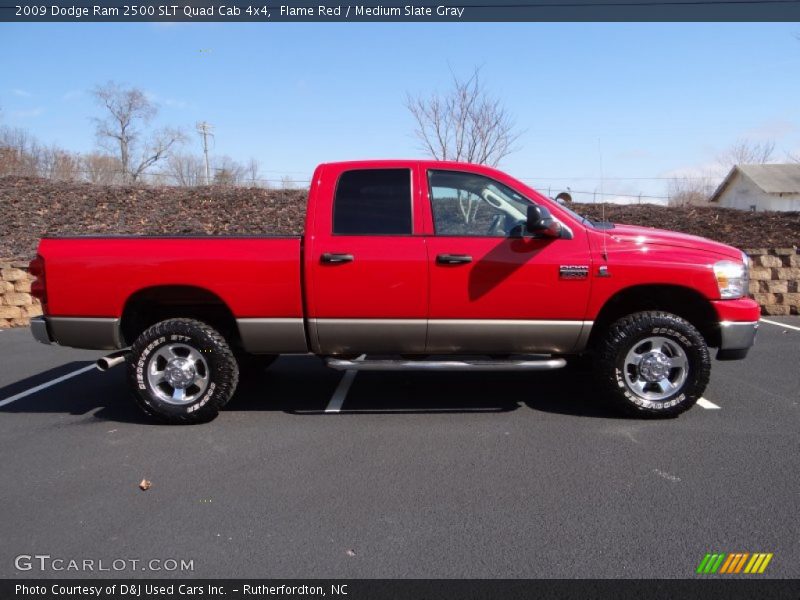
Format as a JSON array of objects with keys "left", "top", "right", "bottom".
[{"left": 333, "top": 169, "right": 412, "bottom": 235}]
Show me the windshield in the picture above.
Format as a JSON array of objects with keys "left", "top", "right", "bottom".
[{"left": 553, "top": 200, "right": 595, "bottom": 227}]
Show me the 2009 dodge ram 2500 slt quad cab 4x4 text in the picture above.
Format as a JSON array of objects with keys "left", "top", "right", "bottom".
[{"left": 28, "top": 160, "right": 759, "bottom": 423}]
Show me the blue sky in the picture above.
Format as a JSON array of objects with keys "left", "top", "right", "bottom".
[{"left": 2, "top": 22, "right": 800, "bottom": 202}]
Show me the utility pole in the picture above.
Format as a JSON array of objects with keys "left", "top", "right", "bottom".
[{"left": 196, "top": 121, "right": 214, "bottom": 185}]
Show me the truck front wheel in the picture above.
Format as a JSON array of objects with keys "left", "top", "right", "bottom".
[
  {"left": 595, "top": 311, "right": 710, "bottom": 418},
  {"left": 127, "top": 318, "right": 240, "bottom": 424}
]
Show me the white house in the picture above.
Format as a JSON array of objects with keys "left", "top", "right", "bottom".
[
  {"left": 709, "top": 164, "right": 800, "bottom": 211},
  {"left": 710, "top": 164, "right": 800, "bottom": 211}
]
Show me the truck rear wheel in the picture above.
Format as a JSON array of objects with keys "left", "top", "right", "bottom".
[
  {"left": 127, "top": 318, "right": 239, "bottom": 424},
  {"left": 594, "top": 311, "right": 710, "bottom": 418}
]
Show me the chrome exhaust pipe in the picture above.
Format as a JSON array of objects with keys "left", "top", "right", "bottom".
[{"left": 96, "top": 349, "right": 130, "bottom": 372}]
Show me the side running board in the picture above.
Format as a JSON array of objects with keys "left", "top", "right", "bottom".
[{"left": 325, "top": 357, "right": 567, "bottom": 371}]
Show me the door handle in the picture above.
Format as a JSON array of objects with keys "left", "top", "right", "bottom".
[
  {"left": 436, "top": 254, "right": 473, "bottom": 265},
  {"left": 321, "top": 253, "right": 354, "bottom": 264}
]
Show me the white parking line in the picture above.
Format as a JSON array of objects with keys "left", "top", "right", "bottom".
[
  {"left": 0, "top": 364, "right": 97, "bottom": 408},
  {"left": 697, "top": 397, "right": 721, "bottom": 410},
  {"left": 334, "top": 407, "right": 500, "bottom": 414},
  {"left": 325, "top": 354, "right": 365, "bottom": 414},
  {"left": 325, "top": 371, "right": 357, "bottom": 414},
  {"left": 761, "top": 318, "right": 800, "bottom": 332}
]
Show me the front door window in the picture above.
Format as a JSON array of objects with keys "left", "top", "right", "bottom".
[{"left": 428, "top": 169, "right": 531, "bottom": 237}]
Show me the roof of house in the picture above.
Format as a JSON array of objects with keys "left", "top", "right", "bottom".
[{"left": 710, "top": 163, "right": 800, "bottom": 203}]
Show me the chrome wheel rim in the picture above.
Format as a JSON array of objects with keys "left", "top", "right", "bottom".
[
  {"left": 146, "top": 343, "right": 210, "bottom": 405},
  {"left": 623, "top": 336, "right": 689, "bottom": 401}
]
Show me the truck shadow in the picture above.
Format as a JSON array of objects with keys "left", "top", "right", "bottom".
[
  {"left": 0, "top": 361, "right": 152, "bottom": 424},
  {"left": 0, "top": 356, "right": 625, "bottom": 423},
  {"left": 230, "top": 356, "right": 621, "bottom": 419}
]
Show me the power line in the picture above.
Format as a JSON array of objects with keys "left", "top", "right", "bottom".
[
  {"left": 518, "top": 175, "right": 718, "bottom": 181},
  {"left": 558, "top": 188, "right": 670, "bottom": 200},
  {"left": 1, "top": 166, "right": 311, "bottom": 185},
  {"left": 257, "top": 168, "right": 318, "bottom": 175}
]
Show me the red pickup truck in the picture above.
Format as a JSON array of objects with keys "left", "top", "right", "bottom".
[{"left": 28, "top": 160, "right": 759, "bottom": 423}]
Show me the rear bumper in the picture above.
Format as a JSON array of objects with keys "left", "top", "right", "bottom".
[
  {"left": 30, "top": 316, "right": 53, "bottom": 345},
  {"left": 29, "top": 316, "right": 123, "bottom": 350}
]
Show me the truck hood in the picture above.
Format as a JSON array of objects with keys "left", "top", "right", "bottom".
[{"left": 602, "top": 224, "right": 743, "bottom": 260}]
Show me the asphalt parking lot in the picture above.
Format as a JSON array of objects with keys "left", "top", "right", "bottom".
[{"left": 0, "top": 318, "right": 798, "bottom": 579}]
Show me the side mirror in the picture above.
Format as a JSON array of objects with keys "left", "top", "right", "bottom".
[{"left": 526, "top": 205, "right": 562, "bottom": 238}]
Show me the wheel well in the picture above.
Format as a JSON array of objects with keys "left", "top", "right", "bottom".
[
  {"left": 120, "top": 286, "right": 240, "bottom": 348},
  {"left": 588, "top": 285, "right": 720, "bottom": 349}
]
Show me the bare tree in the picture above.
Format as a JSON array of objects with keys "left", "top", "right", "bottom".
[
  {"left": 0, "top": 125, "right": 41, "bottom": 176},
  {"left": 168, "top": 153, "right": 206, "bottom": 187},
  {"left": 407, "top": 68, "right": 521, "bottom": 222},
  {"left": 212, "top": 156, "right": 246, "bottom": 186},
  {"left": 83, "top": 153, "right": 122, "bottom": 184},
  {"left": 667, "top": 176, "right": 716, "bottom": 206},
  {"left": 0, "top": 126, "right": 82, "bottom": 180},
  {"left": 134, "top": 127, "right": 185, "bottom": 182},
  {"left": 247, "top": 158, "right": 261, "bottom": 187},
  {"left": 39, "top": 146, "right": 81, "bottom": 181},
  {"left": 406, "top": 67, "right": 521, "bottom": 167},
  {"left": 92, "top": 82, "right": 184, "bottom": 182},
  {"left": 717, "top": 139, "right": 775, "bottom": 170}
]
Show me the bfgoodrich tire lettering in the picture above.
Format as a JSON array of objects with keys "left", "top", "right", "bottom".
[
  {"left": 127, "top": 318, "right": 239, "bottom": 424},
  {"left": 595, "top": 311, "right": 710, "bottom": 418}
]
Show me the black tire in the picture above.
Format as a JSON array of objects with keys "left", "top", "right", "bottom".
[
  {"left": 594, "top": 311, "right": 710, "bottom": 418},
  {"left": 127, "top": 318, "right": 239, "bottom": 424}
]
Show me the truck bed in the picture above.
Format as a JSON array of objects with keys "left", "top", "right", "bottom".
[{"left": 38, "top": 236, "right": 304, "bottom": 319}]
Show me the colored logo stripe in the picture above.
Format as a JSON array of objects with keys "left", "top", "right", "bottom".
[
  {"left": 719, "top": 553, "right": 748, "bottom": 573},
  {"left": 697, "top": 553, "right": 725, "bottom": 574},
  {"left": 697, "top": 553, "right": 773, "bottom": 574},
  {"left": 744, "top": 553, "right": 773, "bottom": 574},
  {"left": 719, "top": 554, "right": 737, "bottom": 573}
]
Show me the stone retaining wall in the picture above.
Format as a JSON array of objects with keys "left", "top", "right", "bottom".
[
  {"left": 0, "top": 260, "right": 41, "bottom": 328},
  {"left": 745, "top": 248, "right": 800, "bottom": 316},
  {"left": 1, "top": 248, "right": 798, "bottom": 328}
]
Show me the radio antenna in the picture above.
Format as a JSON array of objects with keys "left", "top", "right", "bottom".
[{"left": 598, "top": 137, "right": 608, "bottom": 261}]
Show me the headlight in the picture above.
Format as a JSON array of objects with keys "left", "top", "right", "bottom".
[{"left": 713, "top": 258, "right": 748, "bottom": 299}]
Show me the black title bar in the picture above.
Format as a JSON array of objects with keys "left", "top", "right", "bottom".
[{"left": 5, "top": 0, "right": 800, "bottom": 21}]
